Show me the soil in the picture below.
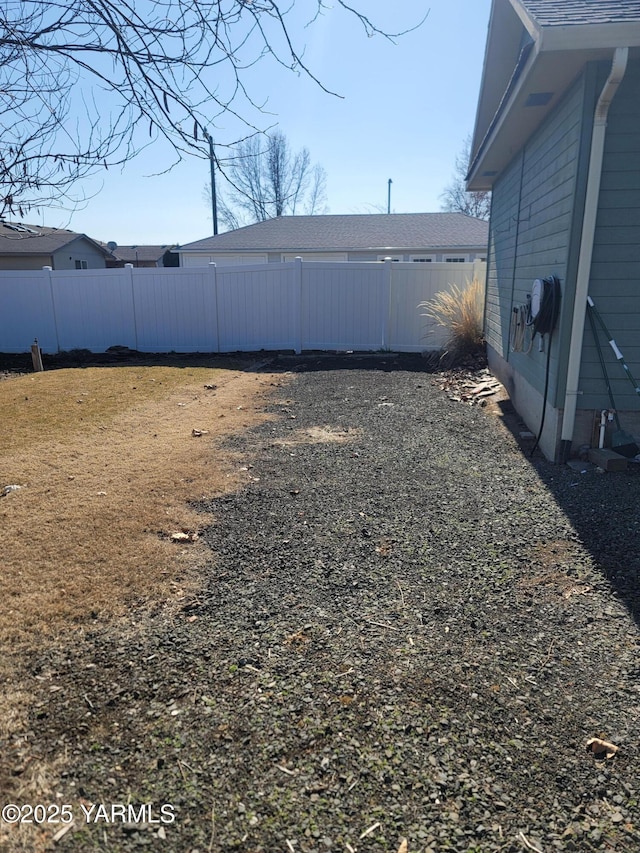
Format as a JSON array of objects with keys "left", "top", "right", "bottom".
[{"left": 2, "top": 352, "right": 640, "bottom": 853}]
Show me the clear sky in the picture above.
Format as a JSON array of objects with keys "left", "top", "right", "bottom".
[{"left": 56, "top": 0, "right": 493, "bottom": 247}]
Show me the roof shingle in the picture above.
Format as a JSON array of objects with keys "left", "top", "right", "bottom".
[
  {"left": 110, "top": 245, "right": 176, "bottom": 263},
  {"left": 0, "top": 221, "right": 109, "bottom": 256},
  {"left": 520, "top": 0, "right": 640, "bottom": 27},
  {"left": 179, "top": 214, "right": 489, "bottom": 253}
]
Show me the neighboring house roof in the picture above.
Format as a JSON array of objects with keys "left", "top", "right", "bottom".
[
  {"left": 178, "top": 214, "right": 489, "bottom": 254},
  {"left": 108, "top": 244, "right": 177, "bottom": 264},
  {"left": 0, "top": 220, "right": 111, "bottom": 258},
  {"left": 468, "top": 0, "right": 640, "bottom": 190}
]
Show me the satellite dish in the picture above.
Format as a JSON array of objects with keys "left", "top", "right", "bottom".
[{"left": 107, "top": 241, "right": 117, "bottom": 251}]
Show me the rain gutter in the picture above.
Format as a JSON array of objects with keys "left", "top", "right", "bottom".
[{"left": 559, "top": 46, "right": 629, "bottom": 463}]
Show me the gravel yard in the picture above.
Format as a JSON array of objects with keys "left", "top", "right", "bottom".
[{"left": 4, "top": 354, "right": 640, "bottom": 852}]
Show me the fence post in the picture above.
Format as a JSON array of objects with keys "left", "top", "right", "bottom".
[
  {"left": 31, "top": 338, "right": 44, "bottom": 371},
  {"left": 42, "top": 265, "right": 60, "bottom": 353},
  {"left": 381, "top": 258, "right": 393, "bottom": 350},
  {"left": 209, "top": 262, "right": 220, "bottom": 353},
  {"left": 124, "top": 263, "right": 139, "bottom": 350},
  {"left": 294, "top": 256, "right": 303, "bottom": 354}
]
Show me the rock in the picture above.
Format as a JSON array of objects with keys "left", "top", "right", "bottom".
[{"left": 170, "top": 531, "right": 198, "bottom": 542}]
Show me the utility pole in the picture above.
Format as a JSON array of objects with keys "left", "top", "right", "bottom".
[
  {"left": 206, "top": 131, "right": 218, "bottom": 235},
  {"left": 387, "top": 178, "right": 392, "bottom": 214}
]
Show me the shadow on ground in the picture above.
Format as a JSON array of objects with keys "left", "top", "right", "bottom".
[
  {"left": 268, "top": 352, "right": 437, "bottom": 373},
  {"left": 0, "top": 350, "right": 261, "bottom": 373},
  {"left": 495, "top": 396, "right": 640, "bottom": 631}
]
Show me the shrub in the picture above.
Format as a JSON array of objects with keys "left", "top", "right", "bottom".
[{"left": 419, "top": 276, "right": 485, "bottom": 365}]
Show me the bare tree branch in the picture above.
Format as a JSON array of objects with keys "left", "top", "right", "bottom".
[
  {"left": 0, "top": 1, "right": 426, "bottom": 217},
  {"left": 304, "top": 163, "right": 328, "bottom": 215},
  {"left": 207, "top": 130, "right": 327, "bottom": 229},
  {"left": 440, "top": 135, "right": 491, "bottom": 221}
]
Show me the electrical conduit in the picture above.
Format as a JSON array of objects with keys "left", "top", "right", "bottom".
[{"left": 559, "top": 47, "right": 629, "bottom": 463}]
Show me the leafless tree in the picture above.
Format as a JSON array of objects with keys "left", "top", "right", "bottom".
[
  {"left": 440, "top": 136, "right": 491, "bottom": 221},
  {"left": 206, "top": 131, "right": 328, "bottom": 229},
  {"left": 305, "top": 164, "right": 329, "bottom": 218},
  {"left": 0, "top": 1, "right": 425, "bottom": 218}
]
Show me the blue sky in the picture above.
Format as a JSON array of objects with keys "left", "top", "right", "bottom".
[{"left": 59, "top": 0, "right": 493, "bottom": 246}]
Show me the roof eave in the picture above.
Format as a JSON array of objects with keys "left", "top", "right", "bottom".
[
  {"left": 467, "top": 33, "right": 542, "bottom": 190},
  {"left": 510, "top": 0, "right": 640, "bottom": 46},
  {"left": 510, "top": 0, "right": 541, "bottom": 39},
  {"left": 468, "top": 11, "right": 640, "bottom": 191},
  {"left": 544, "top": 21, "right": 640, "bottom": 51}
]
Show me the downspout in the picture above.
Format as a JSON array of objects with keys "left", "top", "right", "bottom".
[{"left": 559, "top": 47, "right": 629, "bottom": 463}]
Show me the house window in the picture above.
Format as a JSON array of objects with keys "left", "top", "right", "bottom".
[
  {"left": 444, "top": 256, "right": 467, "bottom": 263},
  {"left": 75, "top": 259, "right": 88, "bottom": 269},
  {"left": 377, "top": 255, "right": 402, "bottom": 262},
  {"left": 410, "top": 255, "right": 435, "bottom": 263}
]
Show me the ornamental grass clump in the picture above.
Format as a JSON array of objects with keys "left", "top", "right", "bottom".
[{"left": 420, "top": 276, "right": 485, "bottom": 365}]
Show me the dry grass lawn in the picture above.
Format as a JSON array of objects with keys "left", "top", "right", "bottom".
[
  {"left": 0, "top": 358, "right": 287, "bottom": 852},
  {"left": 0, "top": 360, "right": 282, "bottom": 653}
]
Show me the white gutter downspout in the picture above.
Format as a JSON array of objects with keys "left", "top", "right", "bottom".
[{"left": 559, "top": 47, "right": 629, "bottom": 463}]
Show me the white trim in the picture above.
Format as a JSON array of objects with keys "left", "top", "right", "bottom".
[
  {"left": 544, "top": 22, "right": 640, "bottom": 52},
  {"left": 510, "top": 0, "right": 542, "bottom": 40}
]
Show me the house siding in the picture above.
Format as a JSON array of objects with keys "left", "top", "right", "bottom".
[
  {"left": 51, "top": 238, "right": 109, "bottom": 270},
  {"left": 578, "top": 59, "right": 640, "bottom": 411},
  {"left": 485, "top": 151, "right": 524, "bottom": 359},
  {"left": 0, "top": 255, "right": 53, "bottom": 271},
  {"left": 181, "top": 249, "right": 488, "bottom": 267},
  {"left": 486, "top": 71, "right": 587, "bottom": 408}
]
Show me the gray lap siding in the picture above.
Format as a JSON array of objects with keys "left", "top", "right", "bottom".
[
  {"left": 580, "top": 59, "right": 640, "bottom": 411},
  {"left": 485, "top": 153, "right": 523, "bottom": 360},
  {"left": 486, "top": 56, "right": 640, "bottom": 432},
  {"left": 486, "top": 72, "right": 586, "bottom": 405}
]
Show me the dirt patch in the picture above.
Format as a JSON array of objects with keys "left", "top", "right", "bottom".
[
  {"left": 274, "top": 424, "right": 362, "bottom": 446},
  {"left": 515, "top": 541, "right": 596, "bottom": 602}
]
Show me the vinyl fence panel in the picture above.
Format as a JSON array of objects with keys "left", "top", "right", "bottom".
[
  {"left": 0, "top": 270, "right": 58, "bottom": 353},
  {"left": 301, "top": 262, "right": 387, "bottom": 351},
  {"left": 132, "top": 267, "right": 219, "bottom": 352},
  {"left": 215, "top": 263, "right": 298, "bottom": 352},
  {"left": 52, "top": 268, "right": 137, "bottom": 352},
  {"left": 389, "top": 261, "right": 482, "bottom": 352},
  {"left": 0, "top": 261, "right": 485, "bottom": 354}
]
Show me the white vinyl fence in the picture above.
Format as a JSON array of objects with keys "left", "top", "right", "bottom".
[{"left": 0, "top": 259, "right": 485, "bottom": 354}]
